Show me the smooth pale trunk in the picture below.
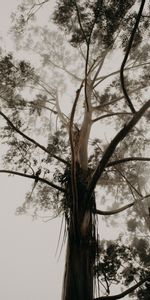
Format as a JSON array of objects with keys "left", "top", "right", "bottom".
[{"left": 62, "top": 81, "right": 94, "bottom": 300}]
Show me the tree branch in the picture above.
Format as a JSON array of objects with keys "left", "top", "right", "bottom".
[
  {"left": 92, "top": 85, "right": 148, "bottom": 111},
  {"left": 94, "top": 61, "right": 150, "bottom": 88},
  {"left": 94, "top": 277, "right": 150, "bottom": 300},
  {"left": 107, "top": 157, "right": 150, "bottom": 167},
  {"left": 92, "top": 112, "right": 132, "bottom": 123},
  {"left": 0, "top": 109, "right": 68, "bottom": 165},
  {"left": 55, "top": 90, "right": 69, "bottom": 128},
  {"left": 94, "top": 193, "right": 150, "bottom": 216},
  {"left": 84, "top": 99, "right": 150, "bottom": 208},
  {"left": 47, "top": 57, "right": 82, "bottom": 81},
  {"left": 92, "top": 50, "right": 109, "bottom": 85},
  {"left": 94, "top": 202, "right": 134, "bottom": 216},
  {"left": 120, "top": 0, "right": 146, "bottom": 114},
  {"left": 0, "top": 169, "right": 65, "bottom": 193},
  {"left": 26, "top": 0, "right": 50, "bottom": 22},
  {"left": 74, "top": 0, "right": 89, "bottom": 45}
]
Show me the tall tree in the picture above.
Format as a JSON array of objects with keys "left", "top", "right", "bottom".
[{"left": 1, "top": 0, "right": 150, "bottom": 299}]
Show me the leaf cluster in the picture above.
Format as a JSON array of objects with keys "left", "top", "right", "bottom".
[
  {"left": 53, "top": 0, "right": 136, "bottom": 48},
  {"left": 95, "top": 238, "right": 150, "bottom": 298}
]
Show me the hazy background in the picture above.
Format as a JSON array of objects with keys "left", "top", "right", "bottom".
[{"left": 0, "top": 1, "right": 65, "bottom": 299}]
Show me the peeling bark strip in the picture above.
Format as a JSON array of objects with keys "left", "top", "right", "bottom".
[{"left": 85, "top": 99, "right": 150, "bottom": 208}]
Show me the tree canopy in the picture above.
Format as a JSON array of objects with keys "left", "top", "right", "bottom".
[{"left": 0, "top": 0, "right": 150, "bottom": 299}]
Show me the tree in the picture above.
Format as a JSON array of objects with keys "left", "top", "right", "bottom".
[{"left": 1, "top": 0, "right": 150, "bottom": 299}]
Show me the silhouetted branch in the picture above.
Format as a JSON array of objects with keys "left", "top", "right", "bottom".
[
  {"left": 94, "top": 192, "right": 150, "bottom": 216},
  {"left": 94, "top": 203, "right": 133, "bottom": 216},
  {"left": 0, "top": 169, "right": 65, "bottom": 192},
  {"left": 107, "top": 157, "right": 150, "bottom": 167},
  {"left": 0, "top": 109, "right": 68, "bottom": 165},
  {"left": 94, "top": 277, "right": 150, "bottom": 300}
]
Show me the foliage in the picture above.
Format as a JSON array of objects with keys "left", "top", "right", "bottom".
[
  {"left": 96, "top": 238, "right": 150, "bottom": 298},
  {"left": 0, "top": 0, "right": 150, "bottom": 299}
]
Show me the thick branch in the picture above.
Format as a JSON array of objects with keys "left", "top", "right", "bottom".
[
  {"left": 94, "top": 202, "right": 133, "bottom": 215},
  {"left": 95, "top": 277, "right": 150, "bottom": 300},
  {"left": 85, "top": 99, "right": 150, "bottom": 207},
  {"left": 0, "top": 169, "right": 65, "bottom": 192},
  {"left": 0, "top": 109, "right": 67, "bottom": 165},
  {"left": 120, "top": 0, "right": 146, "bottom": 114}
]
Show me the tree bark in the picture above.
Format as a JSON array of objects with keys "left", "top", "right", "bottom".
[
  {"left": 61, "top": 223, "right": 94, "bottom": 300},
  {"left": 61, "top": 170, "right": 96, "bottom": 300}
]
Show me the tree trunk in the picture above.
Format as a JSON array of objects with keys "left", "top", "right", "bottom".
[
  {"left": 61, "top": 224, "right": 94, "bottom": 300},
  {"left": 61, "top": 172, "right": 96, "bottom": 300},
  {"left": 61, "top": 77, "right": 95, "bottom": 300}
]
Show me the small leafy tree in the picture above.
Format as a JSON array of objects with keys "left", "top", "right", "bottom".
[{"left": 1, "top": 0, "right": 150, "bottom": 299}]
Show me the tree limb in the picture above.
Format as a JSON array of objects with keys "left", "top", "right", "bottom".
[
  {"left": 107, "top": 157, "right": 150, "bottom": 167},
  {"left": 0, "top": 109, "right": 68, "bottom": 165},
  {"left": 94, "top": 193, "right": 150, "bottom": 216},
  {"left": 0, "top": 169, "right": 65, "bottom": 192},
  {"left": 114, "top": 167, "right": 142, "bottom": 197},
  {"left": 55, "top": 90, "right": 69, "bottom": 128},
  {"left": 85, "top": 99, "right": 150, "bottom": 208},
  {"left": 120, "top": 0, "right": 146, "bottom": 114},
  {"left": 92, "top": 85, "right": 148, "bottom": 111},
  {"left": 94, "top": 202, "right": 134, "bottom": 216},
  {"left": 92, "top": 50, "right": 109, "bottom": 85},
  {"left": 92, "top": 112, "right": 132, "bottom": 123},
  {"left": 94, "top": 277, "right": 150, "bottom": 300},
  {"left": 94, "top": 61, "right": 150, "bottom": 88},
  {"left": 74, "top": 0, "right": 89, "bottom": 45},
  {"left": 47, "top": 58, "right": 82, "bottom": 81}
]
